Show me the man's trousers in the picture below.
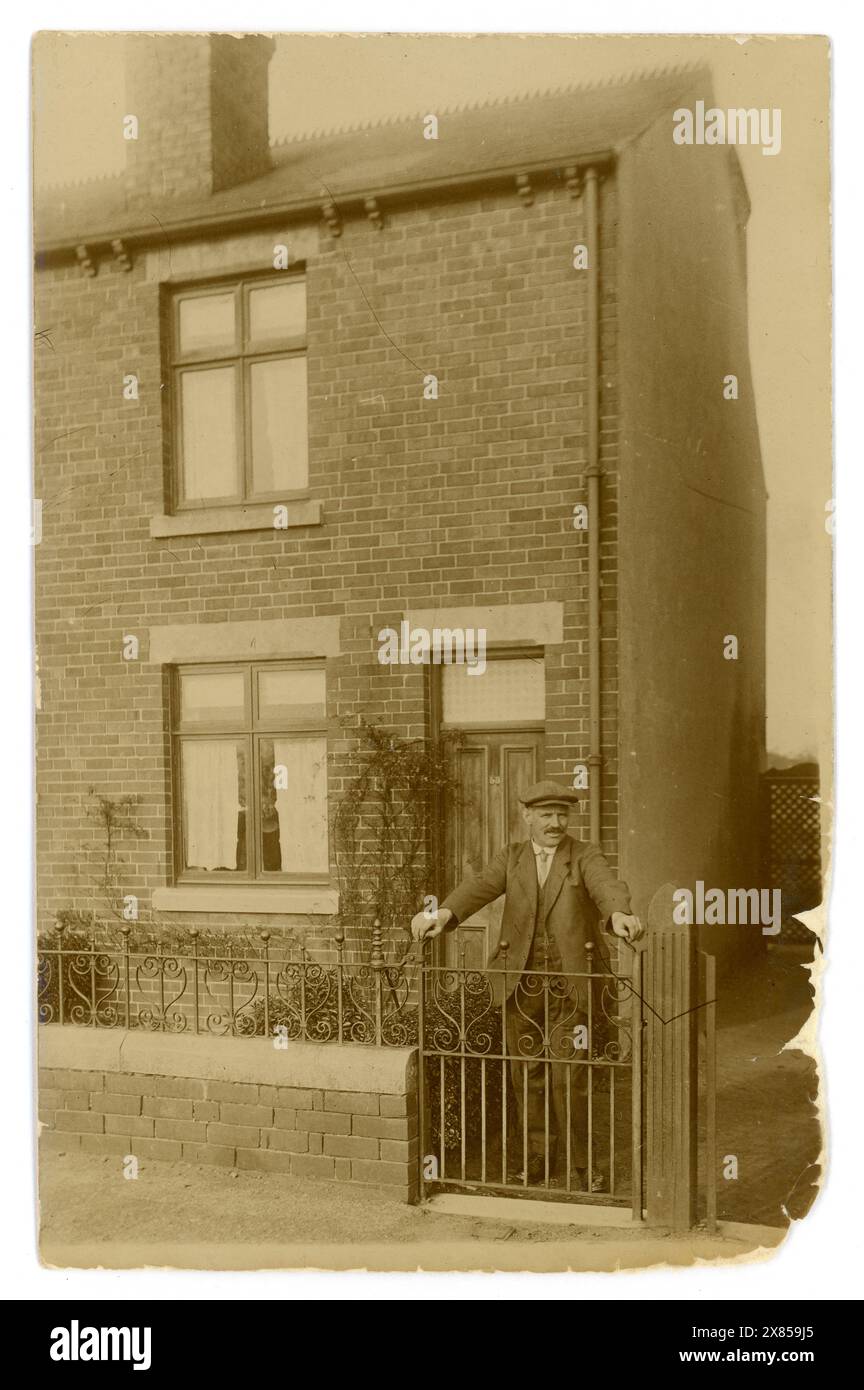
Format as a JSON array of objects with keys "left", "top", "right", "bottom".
[{"left": 504, "top": 975, "right": 591, "bottom": 1173}]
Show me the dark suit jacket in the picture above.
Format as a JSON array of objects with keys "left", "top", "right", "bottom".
[{"left": 440, "top": 834, "right": 632, "bottom": 1003}]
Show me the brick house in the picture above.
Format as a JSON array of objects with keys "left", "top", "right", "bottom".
[{"left": 35, "top": 36, "right": 766, "bottom": 977}]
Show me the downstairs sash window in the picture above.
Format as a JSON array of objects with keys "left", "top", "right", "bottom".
[{"left": 171, "top": 662, "right": 328, "bottom": 882}]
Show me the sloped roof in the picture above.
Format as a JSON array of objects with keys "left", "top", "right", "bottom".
[{"left": 35, "top": 65, "right": 712, "bottom": 253}]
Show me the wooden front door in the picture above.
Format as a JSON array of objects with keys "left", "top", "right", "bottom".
[{"left": 442, "top": 730, "right": 544, "bottom": 970}]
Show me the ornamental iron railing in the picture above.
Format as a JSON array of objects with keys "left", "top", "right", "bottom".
[{"left": 37, "top": 921, "right": 415, "bottom": 1046}]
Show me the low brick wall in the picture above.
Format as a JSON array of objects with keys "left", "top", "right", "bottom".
[{"left": 38, "top": 1026, "right": 419, "bottom": 1202}]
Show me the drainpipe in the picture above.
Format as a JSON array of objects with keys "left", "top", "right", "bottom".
[{"left": 583, "top": 166, "right": 603, "bottom": 846}]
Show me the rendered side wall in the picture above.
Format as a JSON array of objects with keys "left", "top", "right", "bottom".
[{"left": 616, "top": 110, "right": 767, "bottom": 969}]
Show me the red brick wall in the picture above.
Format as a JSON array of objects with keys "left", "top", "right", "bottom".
[
  {"left": 125, "top": 36, "right": 214, "bottom": 204},
  {"left": 39, "top": 1064, "right": 418, "bottom": 1201},
  {"left": 35, "top": 175, "right": 620, "bottom": 945},
  {"left": 124, "top": 35, "right": 274, "bottom": 205}
]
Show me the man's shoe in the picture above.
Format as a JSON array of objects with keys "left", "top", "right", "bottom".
[
  {"left": 508, "top": 1156, "right": 547, "bottom": 1185},
  {"left": 573, "top": 1167, "right": 606, "bottom": 1193}
]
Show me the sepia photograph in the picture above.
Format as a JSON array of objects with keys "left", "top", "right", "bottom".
[{"left": 31, "top": 28, "right": 832, "bottom": 1275}]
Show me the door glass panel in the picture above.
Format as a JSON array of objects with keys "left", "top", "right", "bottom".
[{"left": 442, "top": 658, "right": 545, "bottom": 723}]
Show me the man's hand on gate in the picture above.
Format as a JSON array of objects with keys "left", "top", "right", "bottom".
[
  {"left": 610, "top": 912, "right": 644, "bottom": 943},
  {"left": 410, "top": 906, "right": 453, "bottom": 941}
]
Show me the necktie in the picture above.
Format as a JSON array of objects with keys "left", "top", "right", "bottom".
[{"left": 536, "top": 847, "right": 554, "bottom": 886}]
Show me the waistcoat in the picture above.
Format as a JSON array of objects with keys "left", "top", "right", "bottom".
[{"left": 525, "top": 870, "right": 563, "bottom": 972}]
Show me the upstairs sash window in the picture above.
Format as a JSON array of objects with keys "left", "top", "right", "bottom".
[{"left": 170, "top": 276, "right": 308, "bottom": 507}]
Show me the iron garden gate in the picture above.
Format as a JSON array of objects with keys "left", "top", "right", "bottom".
[
  {"left": 416, "top": 887, "right": 720, "bottom": 1231},
  {"left": 417, "top": 938, "right": 644, "bottom": 1217}
]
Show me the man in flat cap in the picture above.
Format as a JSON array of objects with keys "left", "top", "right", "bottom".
[{"left": 411, "top": 779, "right": 643, "bottom": 1189}]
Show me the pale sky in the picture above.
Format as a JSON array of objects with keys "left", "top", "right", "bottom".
[{"left": 31, "top": 33, "right": 833, "bottom": 765}]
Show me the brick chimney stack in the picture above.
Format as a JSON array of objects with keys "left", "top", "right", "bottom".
[{"left": 124, "top": 33, "right": 275, "bottom": 208}]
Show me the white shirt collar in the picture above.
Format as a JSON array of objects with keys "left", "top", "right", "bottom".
[{"left": 531, "top": 840, "right": 556, "bottom": 857}]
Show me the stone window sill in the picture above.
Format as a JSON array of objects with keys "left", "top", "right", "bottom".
[
  {"left": 149, "top": 498, "right": 322, "bottom": 538},
  {"left": 152, "top": 886, "right": 338, "bottom": 915}
]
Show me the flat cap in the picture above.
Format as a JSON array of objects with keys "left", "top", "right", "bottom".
[{"left": 518, "top": 778, "right": 581, "bottom": 807}]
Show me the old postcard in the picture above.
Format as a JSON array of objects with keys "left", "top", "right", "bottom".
[{"left": 32, "top": 30, "right": 831, "bottom": 1273}]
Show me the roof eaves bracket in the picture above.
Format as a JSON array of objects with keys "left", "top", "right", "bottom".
[
  {"left": 364, "top": 196, "right": 384, "bottom": 231},
  {"left": 75, "top": 244, "right": 97, "bottom": 277},
  {"left": 321, "top": 198, "right": 342, "bottom": 238},
  {"left": 111, "top": 238, "right": 133, "bottom": 272},
  {"left": 564, "top": 166, "right": 582, "bottom": 199}
]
